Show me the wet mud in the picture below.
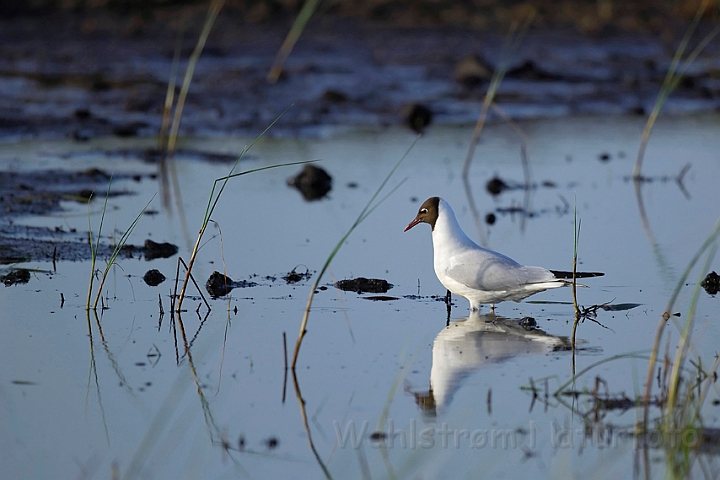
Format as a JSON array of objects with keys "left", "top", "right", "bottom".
[
  {"left": 2, "top": 10, "right": 720, "bottom": 141},
  {"left": 1, "top": 268, "right": 30, "bottom": 286},
  {"left": 0, "top": 168, "right": 163, "bottom": 264}
]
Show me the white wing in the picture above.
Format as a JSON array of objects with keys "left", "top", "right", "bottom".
[{"left": 445, "top": 249, "right": 556, "bottom": 292}]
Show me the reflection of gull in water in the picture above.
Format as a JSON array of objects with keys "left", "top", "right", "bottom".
[{"left": 414, "top": 312, "right": 570, "bottom": 417}]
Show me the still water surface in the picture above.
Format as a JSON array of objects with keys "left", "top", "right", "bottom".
[{"left": 1, "top": 115, "right": 719, "bottom": 479}]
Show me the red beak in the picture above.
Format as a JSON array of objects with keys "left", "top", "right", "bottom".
[{"left": 404, "top": 218, "right": 420, "bottom": 232}]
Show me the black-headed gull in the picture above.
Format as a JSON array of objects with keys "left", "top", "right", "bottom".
[{"left": 404, "top": 197, "right": 603, "bottom": 311}]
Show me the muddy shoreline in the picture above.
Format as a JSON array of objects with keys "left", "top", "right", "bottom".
[
  {"left": 2, "top": 9, "right": 720, "bottom": 265},
  {"left": 1, "top": 10, "right": 719, "bottom": 142}
]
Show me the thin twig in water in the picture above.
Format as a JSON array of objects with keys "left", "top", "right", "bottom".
[{"left": 282, "top": 332, "right": 288, "bottom": 404}]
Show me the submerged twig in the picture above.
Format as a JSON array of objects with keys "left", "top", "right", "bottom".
[{"left": 292, "top": 371, "right": 333, "bottom": 479}]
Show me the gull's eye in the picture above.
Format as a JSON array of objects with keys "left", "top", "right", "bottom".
[{"left": 420, "top": 208, "right": 428, "bottom": 214}]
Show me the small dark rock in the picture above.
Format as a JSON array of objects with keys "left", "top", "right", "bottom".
[
  {"left": 701, "top": 271, "right": 720, "bottom": 295},
  {"left": 486, "top": 176, "right": 510, "bottom": 196},
  {"left": 599, "top": 152, "right": 611, "bottom": 162},
  {"left": 335, "top": 277, "right": 392, "bottom": 294},
  {"left": 346, "top": 181, "right": 359, "bottom": 189},
  {"left": 143, "top": 269, "right": 166, "bottom": 286},
  {"left": 485, "top": 212, "right": 496, "bottom": 225},
  {"left": 287, "top": 165, "right": 332, "bottom": 201},
  {"left": 1, "top": 268, "right": 30, "bottom": 286},
  {"left": 402, "top": 103, "right": 432, "bottom": 134},
  {"left": 454, "top": 54, "right": 493, "bottom": 87},
  {"left": 206, "top": 272, "right": 235, "bottom": 298},
  {"left": 144, "top": 239, "right": 178, "bottom": 260}
]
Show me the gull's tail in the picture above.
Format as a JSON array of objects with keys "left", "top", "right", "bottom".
[{"left": 550, "top": 270, "right": 604, "bottom": 279}]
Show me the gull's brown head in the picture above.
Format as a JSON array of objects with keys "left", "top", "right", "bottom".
[{"left": 404, "top": 197, "right": 440, "bottom": 232}]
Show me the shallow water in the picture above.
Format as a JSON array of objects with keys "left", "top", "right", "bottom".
[{"left": 2, "top": 115, "right": 720, "bottom": 479}]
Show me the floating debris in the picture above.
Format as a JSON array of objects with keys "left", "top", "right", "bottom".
[
  {"left": 335, "top": 277, "right": 392, "bottom": 294},
  {"left": 143, "top": 269, "right": 166, "bottom": 286},
  {"left": 1, "top": 268, "right": 30, "bottom": 286},
  {"left": 282, "top": 266, "right": 312, "bottom": 284},
  {"left": 701, "top": 271, "right": 719, "bottom": 295},
  {"left": 363, "top": 295, "right": 399, "bottom": 301},
  {"left": 287, "top": 165, "right": 332, "bottom": 201}
]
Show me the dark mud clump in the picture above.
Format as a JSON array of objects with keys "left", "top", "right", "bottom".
[
  {"left": 1, "top": 268, "right": 30, "bottom": 286},
  {"left": 486, "top": 176, "right": 511, "bottom": 196},
  {"left": 119, "top": 239, "right": 178, "bottom": 260},
  {"left": 701, "top": 271, "right": 719, "bottom": 295},
  {"left": 143, "top": 269, "right": 166, "bottom": 286},
  {"left": 519, "top": 316, "right": 537, "bottom": 330},
  {"left": 287, "top": 165, "right": 332, "bottom": 201},
  {"left": 205, "top": 271, "right": 258, "bottom": 299},
  {"left": 141, "top": 239, "right": 178, "bottom": 260},
  {"left": 335, "top": 277, "right": 393, "bottom": 294},
  {"left": 402, "top": 103, "right": 433, "bottom": 134},
  {"left": 282, "top": 266, "right": 312, "bottom": 284}
]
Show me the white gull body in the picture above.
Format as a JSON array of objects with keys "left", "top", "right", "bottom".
[{"left": 404, "top": 197, "right": 595, "bottom": 312}]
